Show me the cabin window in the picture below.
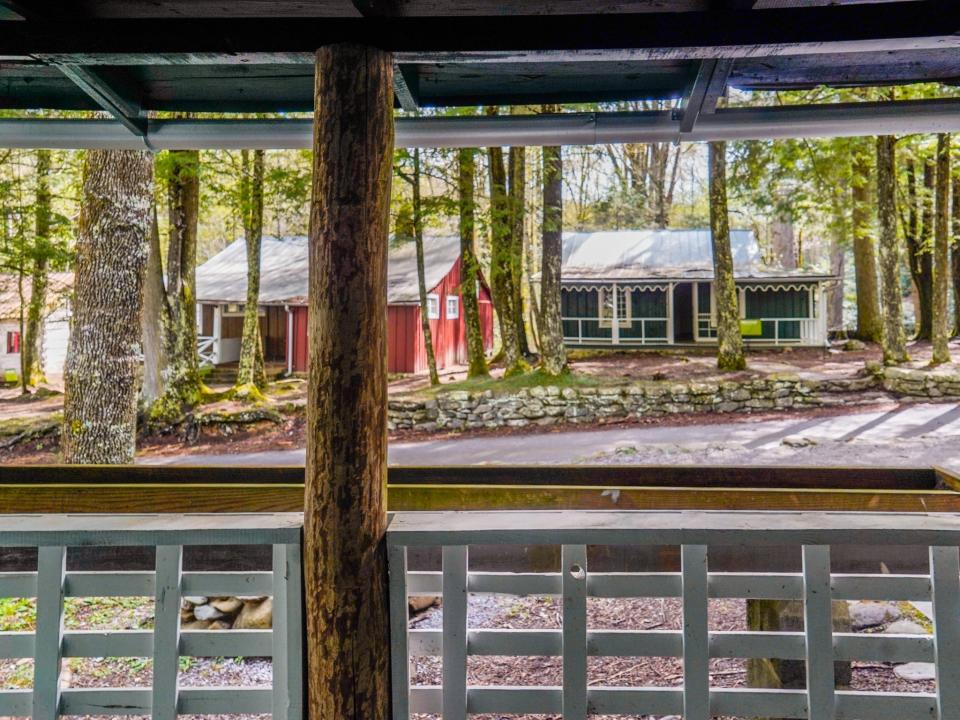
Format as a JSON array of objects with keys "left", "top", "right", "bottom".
[
  {"left": 426, "top": 294, "right": 440, "bottom": 319},
  {"left": 6, "top": 331, "right": 20, "bottom": 354},
  {"left": 446, "top": 295, "right": 460, "bottom": 319},
  {"left": 599, "top": 286, "right": 631, "bottom": 328}
]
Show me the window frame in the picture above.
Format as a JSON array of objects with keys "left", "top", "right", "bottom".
[
  {"left": 426, "top": 293, "right": 441, "bottom": 320},
  {"left": 445, "top": 294, "right": 460, "bottom": 319},
  {"left": 598, "top": 286, "right": 631, "bottom": 329}
]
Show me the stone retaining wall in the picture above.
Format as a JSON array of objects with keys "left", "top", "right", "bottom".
[{"left": 389, "top": 366, "right": 960, "bottom": 433}]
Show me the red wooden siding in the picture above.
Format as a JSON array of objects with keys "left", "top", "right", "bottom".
[{"left": 287, "top": 257, "right": 493, "bottom": 375}]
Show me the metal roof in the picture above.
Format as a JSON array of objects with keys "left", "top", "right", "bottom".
[
  {"left": 560, "top": 229, "right": 832, "bottom": 283},
  {"left": 196, "top": 235, "right": 463, "bottom": 306},
  {"left": 2, "top": 1, "right": 960, "bottom": 148},
  {"left": 0, "top": 272, "right": 73, "bottom": 321}
]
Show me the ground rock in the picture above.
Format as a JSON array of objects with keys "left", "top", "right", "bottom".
[
  {"left": 193, "top": 604, "right": 224, "bottom": 621},
  {"left": 233, "top": 598, "right": 273, "bottom": 629},
  {"left": 894, "top": 662, "right": 936, "bottom": 681},
  {"left": 848, "top": 601, "right": 900, "bottom": 630},
  {"left": 210, "top": 597, "right": 243, "bottom": 614},
  {"left": 884, "top": 619, "right": 927, "bottom": 635}
]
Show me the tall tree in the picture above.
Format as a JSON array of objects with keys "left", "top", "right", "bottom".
[
  {"left": 146, "top": 149, "right": 205, "bottom": 421},
  {"left": 952, "top": 171, "right": 960, "bottom": 337},
  {"left": 508, "top": 144, "right": 530, "bottom": 356},
  {"left": 709, "top": 141, "right": 746, "bottom": 371},
  {"left": 236, "top": 148, "right": 268, "bottom": 394},
  {"left": 457, "top": 148, "right": 489, "bottom": 378},
  {"left": 142, "top": 208, "right": 167, "bottom": 404},
  {"left": 876, "top": 135, "right": 909, "bottom": 364},
  {"left": 932, "top": 133, "right": 952, "bottom": 364},
  {"left": 904, "top": 158, "right": 934, "bottom": 340},
  {"left": 411, "top": 148, "right": 440, "bottom": 385},
  {"left": 851, "top": 145, "right": 882, "bottom": 342},
  {"left": 62, "top": 149, "right": 153, "bottom": 463},
  {"left": 487, "top": 142, "right": 526, "bottom": 376},
  {"left": 22, "top": 148, "right": 51, "bottom": 389},
  {"left": 540, "top": 140, "right": 567, "bottom": 376},
  {"left": 304, "top": 44, "right": 393, "bottom": 720}
]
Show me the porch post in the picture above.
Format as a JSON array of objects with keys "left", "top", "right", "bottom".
[
  {"left": 304, "top": 44, "right": 394, "bottom": 720},
  {"left": 285, "top": 305, "right": 293, "bottom": 375},
  {"left": 666, "top": 283, "right": 674, "bottom": 345},
  {"left": 212, "top": 305, "right": 221, "bottom": 365},
  {"left": 611, "top": 282, "right": 620, "bottom": 345}
]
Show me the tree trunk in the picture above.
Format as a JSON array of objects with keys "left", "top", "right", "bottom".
[
  {"left": 142, "top": 207, "right": 169, "bottom": 404},
  {"left": 952, "top": 172, "right": 960, "bottom": 337},
  {"left": 23, "top": 148, "right": 51, "bottom": 389},
  {"left": 61, "top": 149, "right": 153, "bottom": 464},
  {"left": 876, "top": 136, "right": 909, "bottom": 364},
  {"left": 412, "top": 148, "right": 441, "bottom": 385},
  {"left": 770, "top": 216, "right": 797, "bottom": 271},
  {"left": 905, "top": 159, "right": 934, "bottom": 340},
  {"left": 540, "top": 142, "right": 567, "bottom": 376},
  {"left": 236, "top": 148, "right": 268, "bottom": 393},
  {"left": 458, "top": 148, "right": 489, "bottom": 378},
  {"left": 151, "top": 149, "right": 203, "bottom": 420},
  {"left": 851, "top": 146, "right": 882, "bottom": 342},
  {"left": 932, "top": 133, "right": 952, "bottom": 363},
  {"left": 304, "top": 43, "right": 393, "bottom": 720},
  {"left": 508, "top": 144, "right": 530, "bottom": 356},
  {"left": 487, "top": 141, "right": 526, "bottom": 376},
  {"left": 708, "top": 141, "right": 746, "bottom": 371}
]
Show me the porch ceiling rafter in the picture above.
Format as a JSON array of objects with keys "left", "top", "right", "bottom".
[
  {"left": 52, "top": 64, "right": 147, "bottom": 139},
  {"left": 6, "top": 4, "right": 960, "bottom": 60}
]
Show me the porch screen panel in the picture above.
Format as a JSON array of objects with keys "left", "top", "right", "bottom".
[
  {"left": 619, "top": 288, "right": 667, "bottom": 341},
  {"left": 697, "top": 283, "right": 716, "bottom": 338},
  {"left": 744, "top": 288, "right": 809, "bottom": 340},
  {"left": 562, "top": 289, "right": 610, "bottom": 341}
]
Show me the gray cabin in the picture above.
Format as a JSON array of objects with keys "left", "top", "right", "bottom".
[{"left": 559, "top": 229, "right": 833, "bottom": 347}]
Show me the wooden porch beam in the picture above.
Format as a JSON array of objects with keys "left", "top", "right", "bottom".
[
  {"left": 53, "top": 64, "right": 146, "bottom": 138},
  {"left": 304, "top": 43, "right": 394, "bottom": 720},
  {"left": 393, "top": 64, "right": 419, "bottom": 111}
]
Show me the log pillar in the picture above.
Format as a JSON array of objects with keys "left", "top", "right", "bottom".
[{"left": 303, "top": 44, "right": 395, "bottom": 719}]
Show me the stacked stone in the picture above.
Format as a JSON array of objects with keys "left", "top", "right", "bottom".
[
  {"left": 881, "top": 366, "right": 960, "bottom": 399},
  {"left": 179, "top": 595, "right": 273, "bottom": 630}
]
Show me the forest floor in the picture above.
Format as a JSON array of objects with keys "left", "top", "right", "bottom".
[{"left": 3, "top": 339, "right": 959, "bottom": 465}]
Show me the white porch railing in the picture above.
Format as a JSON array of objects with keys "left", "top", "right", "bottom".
[
  {"left": 698, "top": 314, "right": 821, "bottom": 345},
  {"left": 562, "top": 317, "right": 669, "bottom": 346},
  {"left": 0, "top": 513, "right": 303, "bottom": 720},
  {"left": 388, "top": 510, "right": 960, "bottom": 720},
  {"left": 197, "top": 335, "right": 217, "bottom": 366}
]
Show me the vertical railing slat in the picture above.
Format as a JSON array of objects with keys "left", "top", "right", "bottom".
[
  {"left": 562, "top": 544, "right": 588, "bottom": 720},
  {"left": 442, "top": 546, "right": 468, "bottom": 720},
  {"left": 388, "top": 544, "right": 410, "bottom": 720},
  {"left": 32, "top": 545, "right": 66, "bottom": 720},
  {"left": 681, "top": 544, "right": 709, "bottom": 720},
  {"left": 152, "top": 545, "right": 183, "bottom": 720},
  {"left": 802, "top": 545, "right": 835, "bottom": 720},
  {"left": 930, "top": 546, "right": 960, "bottom": 720},
  {"left": 273, "top": 542, "right": 303, "bottom": 720}
]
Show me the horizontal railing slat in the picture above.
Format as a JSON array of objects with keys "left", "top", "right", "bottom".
[
  {"left": 0, "top": 572, "right": 37, "bottom": 598},
  {"left": 0, "top": 690, "right": 32, "bottom": 716},
  {"left": 181, "top": 571, "right": 273, "bottom": 596},
  {"left": 0, "top": 631, "right": 34, "bottom": 658}
]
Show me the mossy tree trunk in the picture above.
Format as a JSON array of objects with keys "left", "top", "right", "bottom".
[
  {"left": 149, "top": 149, "right": 204, "bottom": 421},
  {"left": 876, "top": 136, "right": 909, "bottom": 364},
  {"left": 62, "top": 149, "right": 153, "bottom": 463},
  {"left": 708, "top": 141, "right": 745, "bottom": 371},
  {"left": 540, "top": 141, "right": 567, "bottom": 377},
  {"left": 22, "top": 148, "right": 51, "bottom": 389},
  {"left": 458, "top": 148, "right": 490, "bottom": 378},
  {"left": 851, "top": 145, "right": 882, "bottom": 342},
  {"left": 952, "top": 172, "right": 960, "bottom": 337},
  {"left": 487, "top": 139, "right": 527, "bottom": 376},
  {"left": 508, "top": 143, "right": 530, "bottom": 357},
  {"left": 904, "top": 158, "right": 934, "bottom": 340},
  {"left": 304, "top": 43, "right": 393, "bottom": 720},
  {"left": 932, "top": 133, "right": 952, "bottom": 364},
  {"left": 412, "top": 147, "right": 441, "bottom": 385},
  {"left": 236, "top": 148, "right": 268, "bottom": 393}
]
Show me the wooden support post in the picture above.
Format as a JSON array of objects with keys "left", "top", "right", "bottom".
[{"left": 303, "top": 43, "right": 395, "bottom": 720}]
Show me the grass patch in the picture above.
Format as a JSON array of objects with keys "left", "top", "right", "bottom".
[{"left": 404, "top": 368, "right": 610, "bottom": 399}]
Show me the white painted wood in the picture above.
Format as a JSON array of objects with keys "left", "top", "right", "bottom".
[
  {"left": 681, "top": 544, "right": 709, "bottom": 720},
  {"left": 802, "top": 545, "right": 835, "bottom": 720},
  {"left": 32, "top": 545, "right": 66, "bottom": 720},
  {"left": 467, "top": 628, "right": 560, "bottom": 656},
  {"left": 182, "top": 629, "right": 272, "bottom": 657},
  {"left": 408, "top": 685, "right": 442, "bottom": 715},
  {"left": 387, "top": 510, "right": 960, "bottom": 547},
  {"left": 589, "top": 629, "right": 682, "bottom": 658},
  {"left": 831, "top": 574, "right": 931, "bottom": 601},
  {"left": 59, "top": 688, "right": 151, "bottom": 715},
  {"left": 388, "top": 544, "right": 410, "bottom": 720},
  {"left": 63, "top": 630, "right": 152, "bottom": 658},
  {"left": 469, "top": 571, "right": 559, "bottom": 596},
  {"left": 0, "top": 631, "right": 34, "bottom": 658},
  {"left": 442, "top": 545, "right": 468, "bottom": 720},
  {"left": 0, "top": 572, "right": 37, "bottom": 598},
  {"left": 711, "top": 687, "right": 807, "bottom": 719},
  {"left": 178, "top": 686, "right": 273, "bottom": 714},
  {"left": 409, "top": 629, "right": 442, "bottom": 657},
  {"left": 589, "top": 687, "right": 681, "bottom": 716},
  {"left": 406, "top": 570, "right": 441, "bottom": 595},
  {"left": 834, "top": 633, "right": 933, "bottom": 663},
  {"left": 272, "top": 543, "right": 303, "bottom": 720},
  {"left": 182, "top": 571, "right": 274, "bottom": 597},
  {"left": 470, "top": 686, "right": 562, "bottom": 715},
  {"left": 59, "top": 687, "right": 273, "bottom": 716},
  {"left": 0, "top": 513, "right": 303, "bottom": 547},
  {"left": 929, "top": 546, "right": 960, "bottom": 720},
  {"left": 709, "top": 572, "right": 801, "bottom": 600},
  {"left": 834, "top": 690, "right": 936, "bottom": 720},
  {"left": 562, "top": 544, "right": 587, "bottom": 720},
  {"left": 710, "top": 631, "right": 805, "bottom": 660},
  {"left": 588, "top": 572, "right": 680, "bottom": 598},
  {"left": 0, "top": 689, "right": 32, "bottom": 716},
  {"left": 151, "top": 545, "right": 182, "bottom": 720},
  {"left": 65, "top": 571, "right": 154, "bottom": 597}
]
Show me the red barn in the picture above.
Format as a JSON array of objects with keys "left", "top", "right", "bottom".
[{"left": 196, "top": 235, "right": 494, "bottom": 375}]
